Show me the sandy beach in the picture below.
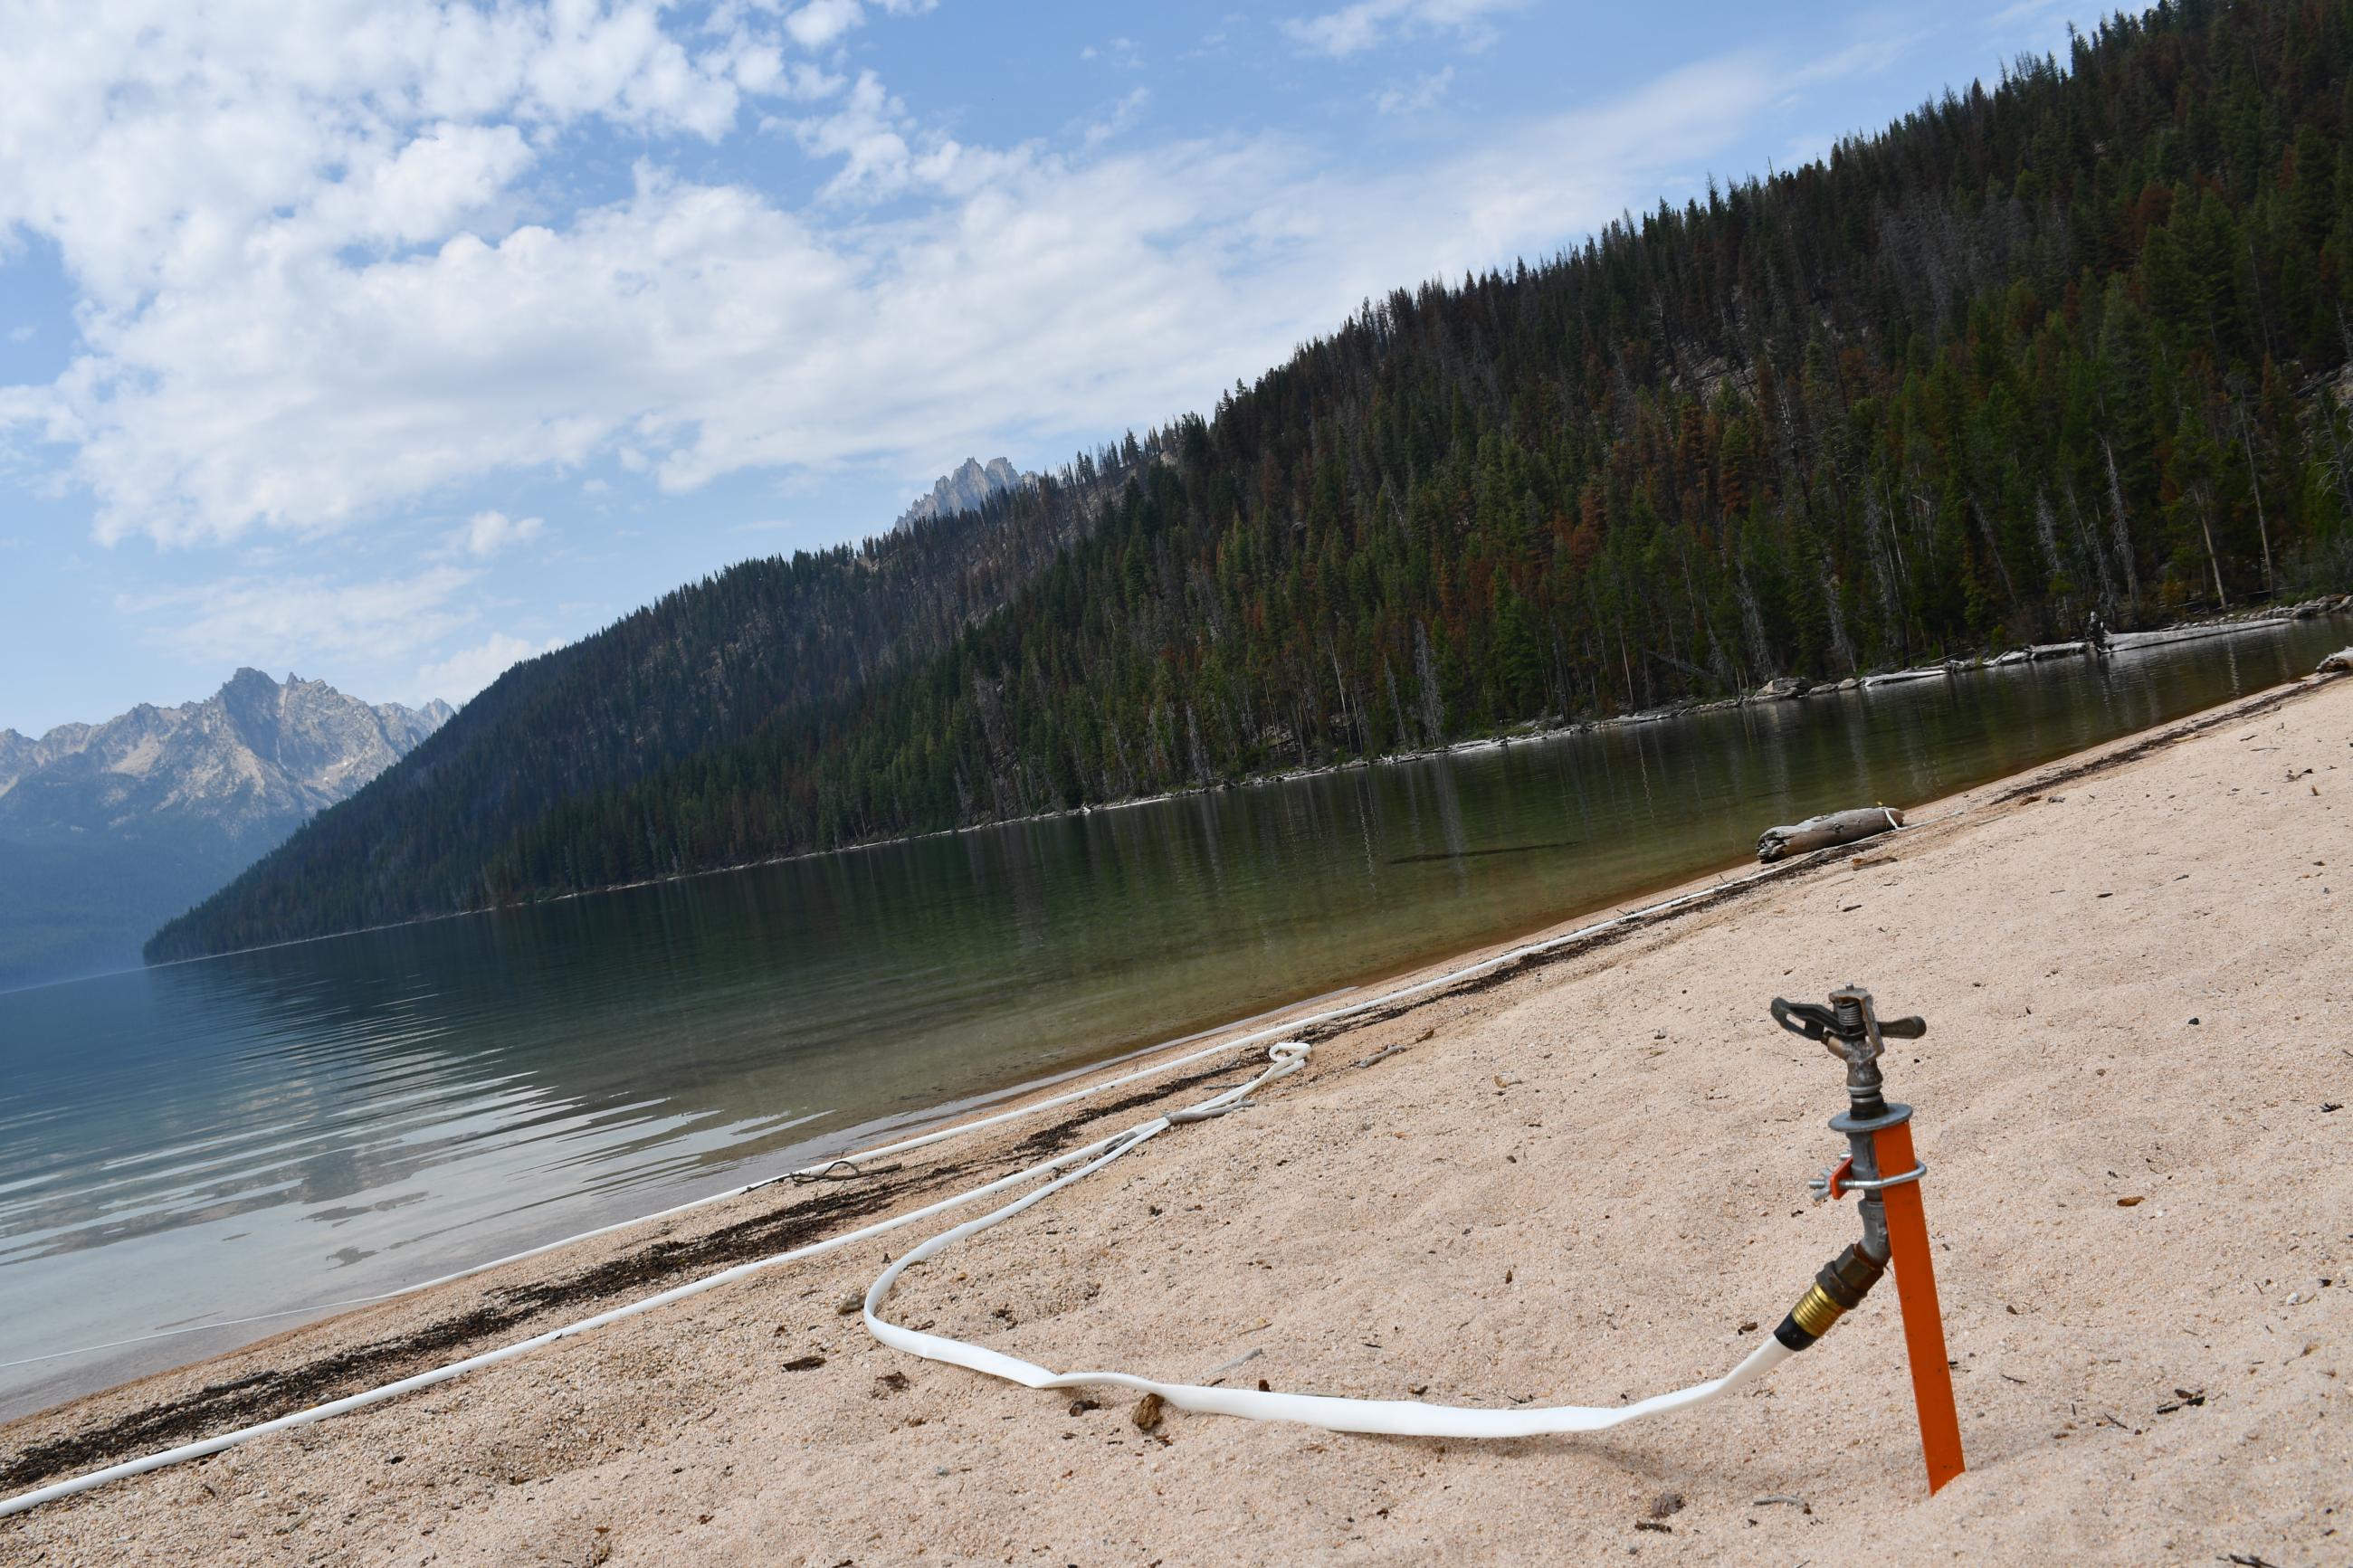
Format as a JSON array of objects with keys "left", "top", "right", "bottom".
[{"left": 4, "top": 669, "right": 2348, "bottom": 1566}]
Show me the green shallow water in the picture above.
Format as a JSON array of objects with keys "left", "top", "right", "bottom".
[{"left": 1, "top": 617, "right": 2344, "bottom": 1416}]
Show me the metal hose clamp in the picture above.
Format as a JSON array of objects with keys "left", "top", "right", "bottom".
[
  {"left": 1807, "top": 1155, "right": 1927, "bottom": 1202},
  {"left": 1834, "top": 1160, "right": 1927, "bottom": 1194}
]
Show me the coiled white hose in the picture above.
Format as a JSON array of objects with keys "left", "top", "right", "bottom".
[{"left": 862, "top": 1041, "right": 1795, "bottom": 1438}]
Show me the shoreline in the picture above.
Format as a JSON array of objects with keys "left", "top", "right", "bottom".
[
  {"left": 9, "top": 612, "right": 2332, "bottom": 1422},
  {"left": 5, "top": 664, "right": 2348, "bottom": 1563},
  {"left": 0, "top": 977, "right": 1368, "bottom": 1416},
  {"left": 13, "top": 651, "right": 2345, "bottom": 1393},
  {"left": 118, "top": 597, "right": 2352, "bottom": 987}
]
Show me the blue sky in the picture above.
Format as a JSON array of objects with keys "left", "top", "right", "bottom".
[{"left": 0, "top": 0, "right": 2101, "bottom": 735}]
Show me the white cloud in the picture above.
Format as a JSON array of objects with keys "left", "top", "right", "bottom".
[
  {"left": 1783, "top": 15, "right": 1932, "bottom": 92},
  {"left": 1080, "top": 36, "right": 1141, "bottom": 69},
  {"left": 0, "top": 2, "right": 757, "bottom": 312},
  {"left": 451, "top": 508, "right": 545, "bottom": 557},
  {"left": 1083, "top": 88, "right": 1150, "bottom": 147},
  {"left": 1285, "top": 0, "right": 1525, "bottom": 58},
  {"left": 1376, "top": 67, "right": 1454, "bottom": 116},
  {"left": 122, "top": 566, "right": 481, "bottom": 668},
  {"left": 306, "top": 122, "right": 536, "bottom": 250},
  {"left": 416, "top": 630, "right": 561, "bottom": 704},
  {"left": 789, "top": 70, "right": 916, "bottom": 196},
  {"left": 2, "top": 0, "right": 1777, "bottom": 568},
  {"left": 1986, "top": 0, "right": 2080, "bottom": 31},
  {"left": 786, "top": 0, "right": 864, "bottom": 52},
  {"left": 778, "top": 0, "right": 936, "bottom": 57}
]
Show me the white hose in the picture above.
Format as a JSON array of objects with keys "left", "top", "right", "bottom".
[
  {"left": 862, "top": 1041, "right": 1796, "bottom": 1438},
  {"left": 1, "top": 860, "right": 1815, "bottom": 1519}
]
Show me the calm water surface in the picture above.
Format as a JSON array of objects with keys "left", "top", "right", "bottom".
[{"left": 2, "top": 620, "right": 2345, "bottom": 1416}]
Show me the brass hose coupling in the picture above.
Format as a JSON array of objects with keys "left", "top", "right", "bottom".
[{"left": 1772, "top": 1242, "right": 1886, "bottom": 1352}]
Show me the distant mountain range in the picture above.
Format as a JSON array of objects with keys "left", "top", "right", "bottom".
[
  {"left": 891, "top": 457, "right": 1030, "bottom": 532},
  {"left": 0, "top": 670, "right": 449, "bottom": 988}
]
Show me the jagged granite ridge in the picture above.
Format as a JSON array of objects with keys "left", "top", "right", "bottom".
[
  {"left": 0, "top": 671, "right": 450, "bottom": 987},
  {"left": 891, "top": 457, "right": 1031, "bottom": 532}
]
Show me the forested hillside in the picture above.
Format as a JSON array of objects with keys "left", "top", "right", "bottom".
[
  {"left": 144, "top": 458, "right": 1146, "bottom": 955},
  {"left": 154, "top": 0, "right": 2353, "bottom": 961}
]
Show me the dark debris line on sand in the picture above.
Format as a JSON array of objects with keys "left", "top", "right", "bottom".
[{"left": 0, "top": 1052, "right": 1265, "bottom": 1497}]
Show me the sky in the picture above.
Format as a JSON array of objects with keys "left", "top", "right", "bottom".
[{"left": 0, "top": 0, "right": 2105, "bottom": 736}]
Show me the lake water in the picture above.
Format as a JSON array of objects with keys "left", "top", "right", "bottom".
[{"left": 2, "top": 619, "right": 2345, "bottom": 1419}]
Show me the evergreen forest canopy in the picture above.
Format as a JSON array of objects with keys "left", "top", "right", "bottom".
[{"left": 152, "top": 0, "right": 2353, "bottom": 961}]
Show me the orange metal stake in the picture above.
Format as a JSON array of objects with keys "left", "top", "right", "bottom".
[{"left": 1872, "top": 1117, "right": 1965, "bottom": 1493}]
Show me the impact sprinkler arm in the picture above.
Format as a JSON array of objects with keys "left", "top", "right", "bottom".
[
  {"left": 1769, "top": 987, "right": 1926, "bottom": 1125},
  {"left": 1769, "top": 986, "right": 1965, "bottom": 1496}
]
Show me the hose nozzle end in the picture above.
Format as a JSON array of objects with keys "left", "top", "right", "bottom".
[{"left": 1771, "top": 1243, "right": 1887, "bottom": 1352}]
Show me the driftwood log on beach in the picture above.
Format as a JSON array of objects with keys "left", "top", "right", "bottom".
[{"left": 1756, "top": 806, "right": 1903, "bottom": 862}]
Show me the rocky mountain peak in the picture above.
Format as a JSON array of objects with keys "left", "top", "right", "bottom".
[
  {"left": 891, "top": 456, "right": 1032, "bottom": 533},
  {"left": 0, "top": 670, "right": 451, "bottom": 843},
  {"left": 3, "top": 670, "right": 454, "bottom": 986}
]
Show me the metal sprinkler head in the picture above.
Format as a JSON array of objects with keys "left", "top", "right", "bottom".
[{"left": 1769, "top": 984, "right": 1925, "bottom": 1121}]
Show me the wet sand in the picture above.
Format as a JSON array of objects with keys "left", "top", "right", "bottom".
[{"left": 4, "top": 670, "right": 2348, "bottom": 1565}]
